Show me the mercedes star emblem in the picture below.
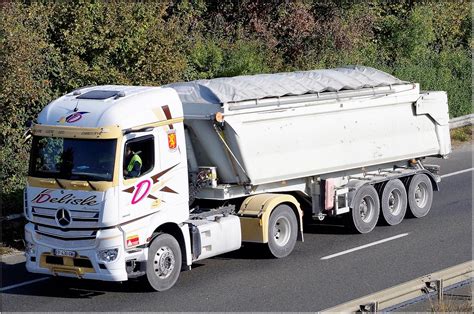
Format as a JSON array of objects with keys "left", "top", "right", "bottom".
[{"left": 55, "top": 208, "right": 72, "bottom": 227}]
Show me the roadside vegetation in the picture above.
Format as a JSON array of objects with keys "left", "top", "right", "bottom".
[
  {"left": 431, "top": 300, "right": 473, "bottom": 313},
  {"left": 0, "top": 0, "right": 471, "bottom": 249},
  {"left": 0, "top": 245, "right": 20, "bottom": 256},
  {"left": 428, "top": 290, "right": 473, "bottom": 313},
  {"left": 450, "top": 126, "right": 473, "bottom": 145}
]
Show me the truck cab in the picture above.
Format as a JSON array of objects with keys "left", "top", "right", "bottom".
[{"left": 25, "top": 86, "right": 195, "bottom": 287}]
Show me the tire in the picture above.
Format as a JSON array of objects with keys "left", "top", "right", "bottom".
[
  {"left": 267, "top": 205, "right": 298, "bottom": 258},
  {"left": 146, "top": 233, "right": 182, "bottom": 291},
  {"left": 407, "top": 174, "right": 433, "bottom": 218},
  {"left": 349, "top": 185, "right": 380, "bottom": 233},
  {"left": 380, "top": 179, "right": 407, "bottom": 226}
]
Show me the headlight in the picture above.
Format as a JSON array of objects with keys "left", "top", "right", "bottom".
[
  {"left": 25, "top": 242, "right": 36, "bottom": 256},
  {"left": 25, "top": 228, "right": 33, "bottom": 242},
  {"left": 97, "top": 248, "right": 119, "bottom": 262}
]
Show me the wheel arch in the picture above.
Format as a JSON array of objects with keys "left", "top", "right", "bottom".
[
  {"left": 238, "top": 193, "right": 303, "bottom": 243},
  {"left": 280, "top": 201, "right": 304, "bottom": 242},
  {"left": 416, "top": 170, "right": 440, "bottom": 191},
  {"left": 347, "top": 180, "right": 371, "bottom": 209},
  {"left": 400, "top": 170, "right": 439, "bottom": 191}
]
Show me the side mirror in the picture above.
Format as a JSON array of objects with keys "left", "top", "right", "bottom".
[
  {"left": 23, "top": 129, "right": 32, "bottom": 143},
  {"left": 23, "top": 118, "right": 34, "bottom": 143}
]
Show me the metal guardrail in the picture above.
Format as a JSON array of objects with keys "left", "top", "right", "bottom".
[
  {"left": 450, "top": 114, "right": 473, "bottom": 129},
  {"left": 323, "top": 260, "right": 473, "bottom": 313}
]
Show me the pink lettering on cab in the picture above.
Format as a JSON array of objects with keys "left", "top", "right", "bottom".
[{"left": 131, "top": 179, "right": 152, "bottom": 204}]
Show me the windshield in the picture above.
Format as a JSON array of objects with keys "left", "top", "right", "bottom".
[{"left": 29, "top": 136, "right": 116, "bottom": 181}]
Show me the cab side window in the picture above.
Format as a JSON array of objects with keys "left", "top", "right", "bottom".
[{"left": 123, "top": 136, "right": 154, "bottom": 179}]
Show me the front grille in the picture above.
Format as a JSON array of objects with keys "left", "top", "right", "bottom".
[
  {"left": 34, "top": 225, "right": 97, "bottom": 249},
  {"left": 31, "top": 206, "right": 100, "bottom": 247},
  {"left": 32, "top": 206, "right": 100, "bottom": 228},
  {"left": 35, "top": 225, "right": 97, "bottom": 240}
]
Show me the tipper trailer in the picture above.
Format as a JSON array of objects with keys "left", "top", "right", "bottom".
[{"left": 24, "top": 66, "right": 451, "bottom": 290}]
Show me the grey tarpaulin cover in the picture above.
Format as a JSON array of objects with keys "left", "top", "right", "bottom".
[{"left": 166, "top": 66, "right": 408, "bottom": 105}]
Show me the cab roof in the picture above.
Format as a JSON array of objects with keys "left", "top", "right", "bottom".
[{"left": 37, "top": 85, "right": 182, "bottom": 130}]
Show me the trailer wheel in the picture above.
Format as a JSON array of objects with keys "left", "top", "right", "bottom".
[
  {"left": 267, "top": 205, "right": 298, "bottom": 258},
  {"left": 349, "top": 185, "right": 380, "bottom": 233},
  {"left": 407, "top": 174, "right": 433, "bottom": 218},
  {"left": 146, "top": 233, "right": 182, "bottom": 291},
  {"left": 380, "top": 179, "right": 407, "bottom": 226}
]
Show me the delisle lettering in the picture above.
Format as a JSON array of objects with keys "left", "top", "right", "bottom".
[{"left": 32, "top": 189, "right": 99, "bottom": 206}]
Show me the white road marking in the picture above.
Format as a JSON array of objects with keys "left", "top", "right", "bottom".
[
  {"left": 0, "top": 277, "right": 49, "bottom": 292},
  {"left": 321, "top": 233, "right": 409, "bottom": 260},
  {"left": 441, "top": 168, "right": 473, "bottom": 179}
]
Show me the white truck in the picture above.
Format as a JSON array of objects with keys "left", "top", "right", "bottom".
[{"left": 24, "top": 66, "right": 451, "bottom": 291}]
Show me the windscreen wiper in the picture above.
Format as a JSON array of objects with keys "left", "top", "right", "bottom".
[
  {"left": 54, "top": 178, "right": 65, "bottom": 189},
  {"left": 86, "top": 180, "right": 97, "bottom": 191}
]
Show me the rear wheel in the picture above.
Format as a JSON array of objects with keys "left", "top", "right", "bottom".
[
  {"left": 380, "top": 179, "right": 407, "bottom": 226},
  {"left": 146, "top": 233, "right": 181, "bottom": 291},
  {"left": 349, "top": 185, "right": 380, "bottom": 233},
  {"left": 267, "top": 205, "right": 298, "bottom": 258},
  {"left": 407, "top": 174, "right": 433, "bottom": 218}
]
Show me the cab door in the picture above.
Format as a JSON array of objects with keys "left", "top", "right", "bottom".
[{"left": 119, "top": 130, "right": 159, "bottom": 221}]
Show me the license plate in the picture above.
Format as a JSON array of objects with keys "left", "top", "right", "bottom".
[{"left": 53, "top": 249, "right": 76, "bottom": 257}]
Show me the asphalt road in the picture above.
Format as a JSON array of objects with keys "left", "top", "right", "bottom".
[{"left": 1, "top": 143, "right": 472, "bottom": 312}]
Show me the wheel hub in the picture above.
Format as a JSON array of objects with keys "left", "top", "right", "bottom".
[
  {"left": 414, "top": 183, "right": 428, "bottom": 207},
  {"left": 359, "top": 197, "right": 374, "bottom": 222},
  {"left": 273, "top": 216, "right": 291, "bottom": 247},
  {"left": 388, "top": 190, "right": 401, "bottom": 215},
  {"left": 153, "top": 246, "right": 175, "bottom": 279}
]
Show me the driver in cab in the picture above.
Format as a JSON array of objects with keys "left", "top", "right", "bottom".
[{"left": 124, "top": 146, "right": 142, "bottom": 178}]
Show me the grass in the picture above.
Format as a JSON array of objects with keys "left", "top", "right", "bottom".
[
  {"left": 0, "top": 245, "right": 21, "bottom": 256},
  {"left": 430, "top": 299, "right": 473, "bottom": 313},
  {"left": 450, "top": 125, "right": 473, "bottom": 144},
  {"left": 426, "top": 280, "right": 473, "bottom": 313}
]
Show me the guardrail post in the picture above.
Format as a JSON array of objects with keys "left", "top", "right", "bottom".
[
  {"left": 359, "top": 302, "right": 378, "bottom": 313},
  {"left": 422, "top": 279, "right": 443, "bottom": 301}
]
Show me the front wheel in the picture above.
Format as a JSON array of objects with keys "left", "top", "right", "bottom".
[
  {"left": 146, "top": 233, "right": 182, "bottom": 291},
  {"left": 407, "top": 174, "right": 433, "bottom": 218},
  {"left": 267, "top": 205, "right": 298, "bottom": 258}
]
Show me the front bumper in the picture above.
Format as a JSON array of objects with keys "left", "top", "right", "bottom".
[{"left": 24, "top": 223, "right": 146, "bottom": 282}]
